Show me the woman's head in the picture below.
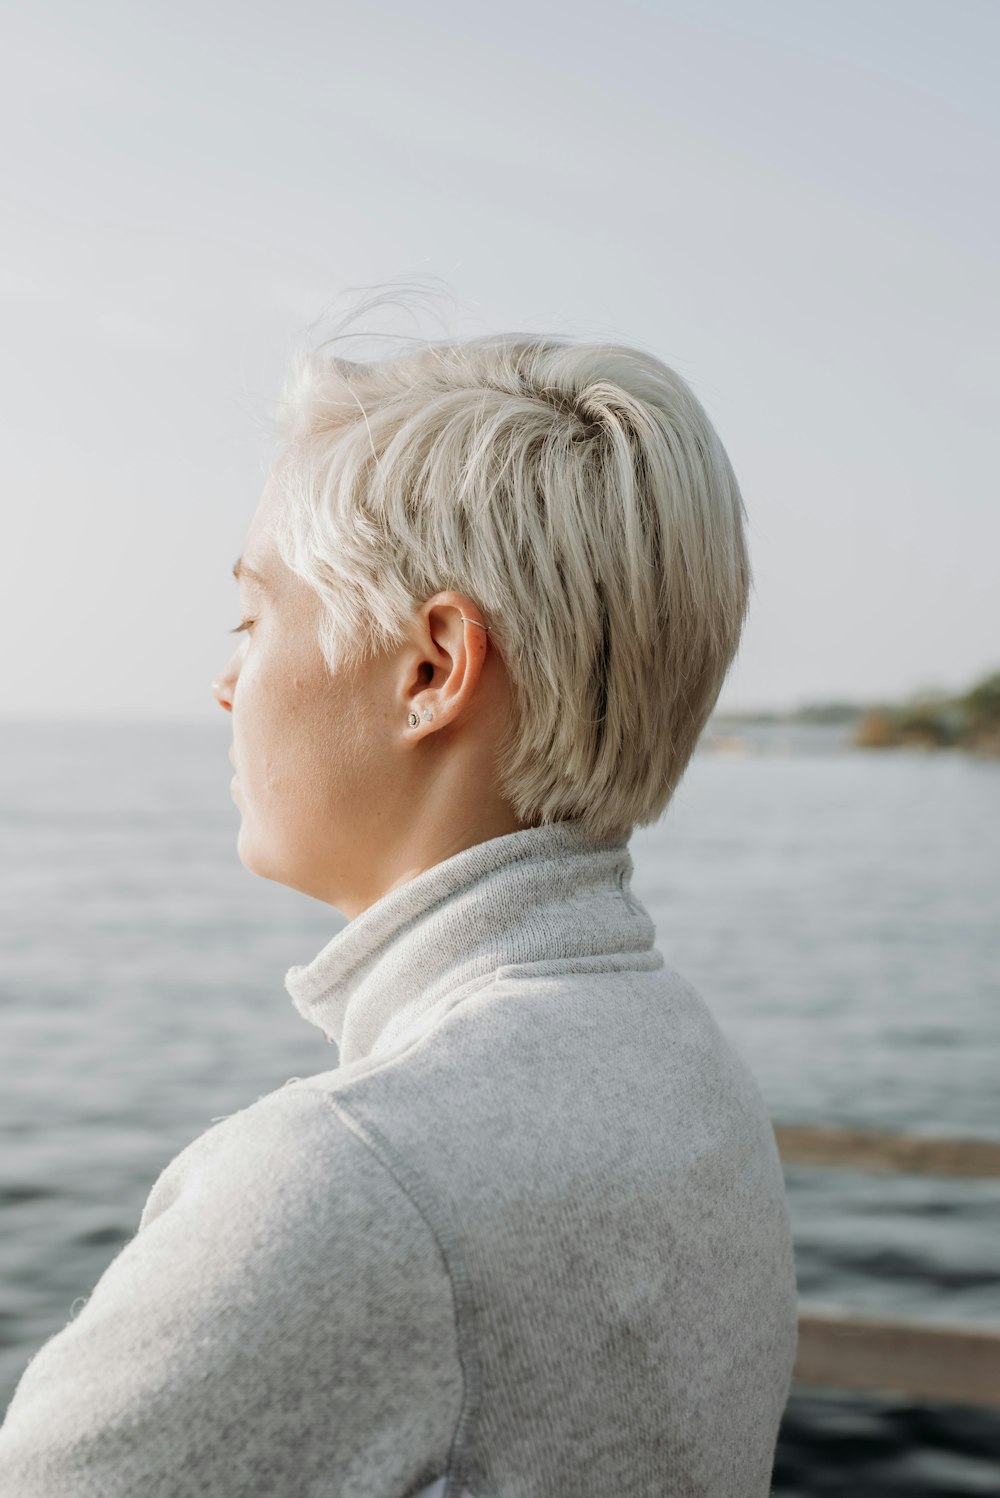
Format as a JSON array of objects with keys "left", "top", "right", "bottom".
[{"left": 213, "top": 330, "right": 751, "bottom": 914}]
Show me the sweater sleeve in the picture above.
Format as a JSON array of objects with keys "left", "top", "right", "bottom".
[{"left": 0, "top": 1086, "right": 464, "bottom": 1498}]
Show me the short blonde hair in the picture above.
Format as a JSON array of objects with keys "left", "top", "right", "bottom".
[{"left": 271, "top": 329, "right": 751, "bottom": 842}]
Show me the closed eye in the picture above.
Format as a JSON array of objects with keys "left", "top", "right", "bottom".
[{"left": 229, "top": 618, "right": 255, "bottom": 634}]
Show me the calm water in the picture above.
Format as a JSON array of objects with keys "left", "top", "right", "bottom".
[{"left": 2, "top": 719, "right": 998, "bottom": 1494}]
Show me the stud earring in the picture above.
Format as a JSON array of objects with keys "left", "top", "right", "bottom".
[
  {"left": 407, "top": 711, "right": 419, "bottom": 727},
  {"left": 422, "top": 710, "right": 433, "bottom": 722}
]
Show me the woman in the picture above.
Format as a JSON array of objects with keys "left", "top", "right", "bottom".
[{"left": 0, "top": 330, "right": 799, "bottom": 1495}]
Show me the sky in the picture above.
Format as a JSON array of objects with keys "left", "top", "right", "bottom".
[{"left": 1, "top": 0, "right": 996, "bottom": 721}]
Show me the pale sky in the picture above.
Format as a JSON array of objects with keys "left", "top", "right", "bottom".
[{"left": 2, "top": 0, "right": 996, "bottom": 721}]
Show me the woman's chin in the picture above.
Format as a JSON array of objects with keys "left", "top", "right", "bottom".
[{"left": 235, "top": 823, "right": 264, "bottom": 876}]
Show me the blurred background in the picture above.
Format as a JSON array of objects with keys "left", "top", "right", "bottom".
[{"left": 1, "top": 1, "right": 998, "bottom": 1492}]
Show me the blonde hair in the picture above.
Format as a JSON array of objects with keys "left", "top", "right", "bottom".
[{"left": 270, "top": 323, "right": 752, "bottom": 842}]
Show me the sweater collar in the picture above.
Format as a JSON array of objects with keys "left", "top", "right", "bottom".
[{"left": 284, "top": 817, "right": 657, "bottom": 1065}]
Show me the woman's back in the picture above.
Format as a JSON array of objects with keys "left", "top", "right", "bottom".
[{"left": 0, "top": 819, "right": 797, "bottom": 1497}]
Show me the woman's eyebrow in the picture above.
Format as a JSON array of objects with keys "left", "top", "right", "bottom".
[{"left": 232, "top": 557, "right": 270, "bottom": 591}]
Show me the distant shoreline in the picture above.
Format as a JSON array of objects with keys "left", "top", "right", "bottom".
[{"left": 710, "top": 668, "right": 1000, "bottom": 757}]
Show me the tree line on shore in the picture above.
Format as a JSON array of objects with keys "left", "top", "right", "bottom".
[
  {"left": 851, "top": 668, "right": 1000, "bottom": 754},
  {"left": 711, "top": 668, "right": 1000, "bottom": 756}
]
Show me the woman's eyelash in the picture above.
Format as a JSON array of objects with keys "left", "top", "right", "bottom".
[{"left": 229, "top": 618, "right": 255, "bottom": 634}]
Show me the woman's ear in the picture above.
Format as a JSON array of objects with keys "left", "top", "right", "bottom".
[{"left": 401, "top": 594, "right": 491, "bottom": 734}]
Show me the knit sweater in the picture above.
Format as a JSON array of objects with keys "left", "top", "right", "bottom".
[{"left": 0, "top": 818, "right": 799, "bottom": 1497}]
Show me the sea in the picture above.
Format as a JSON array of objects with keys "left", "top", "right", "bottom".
[{"left": 1, "top": 718, "right": 998, "bottom": 1495}]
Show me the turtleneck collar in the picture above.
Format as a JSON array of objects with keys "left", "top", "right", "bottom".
[{"left": 284, "top": 817, "right": 659, "bottom": 1065}]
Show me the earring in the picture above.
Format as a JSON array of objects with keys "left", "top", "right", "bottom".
[
  {"left": 407, "top": 711, "right": 419, "bottom": 727},
  {"left": 422, "top": 710, "right": 433, "bottom": 722}
]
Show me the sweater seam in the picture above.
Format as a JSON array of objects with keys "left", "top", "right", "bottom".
[{"left": 315, "top": 1090, "right": 484, "bottom": 1498}]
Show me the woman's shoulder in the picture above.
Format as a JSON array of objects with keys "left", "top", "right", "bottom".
[{"left": 137, "top": 1077, "right": 436, "bottom": 1250}]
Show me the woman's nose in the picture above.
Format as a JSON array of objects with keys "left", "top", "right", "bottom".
[{"left": 212, "top": 673, "right": 234, "bottom": 713}]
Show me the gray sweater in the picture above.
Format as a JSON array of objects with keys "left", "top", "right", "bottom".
[{"left": 0, "top": 818, "right": 799, "bottom": 1496}]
